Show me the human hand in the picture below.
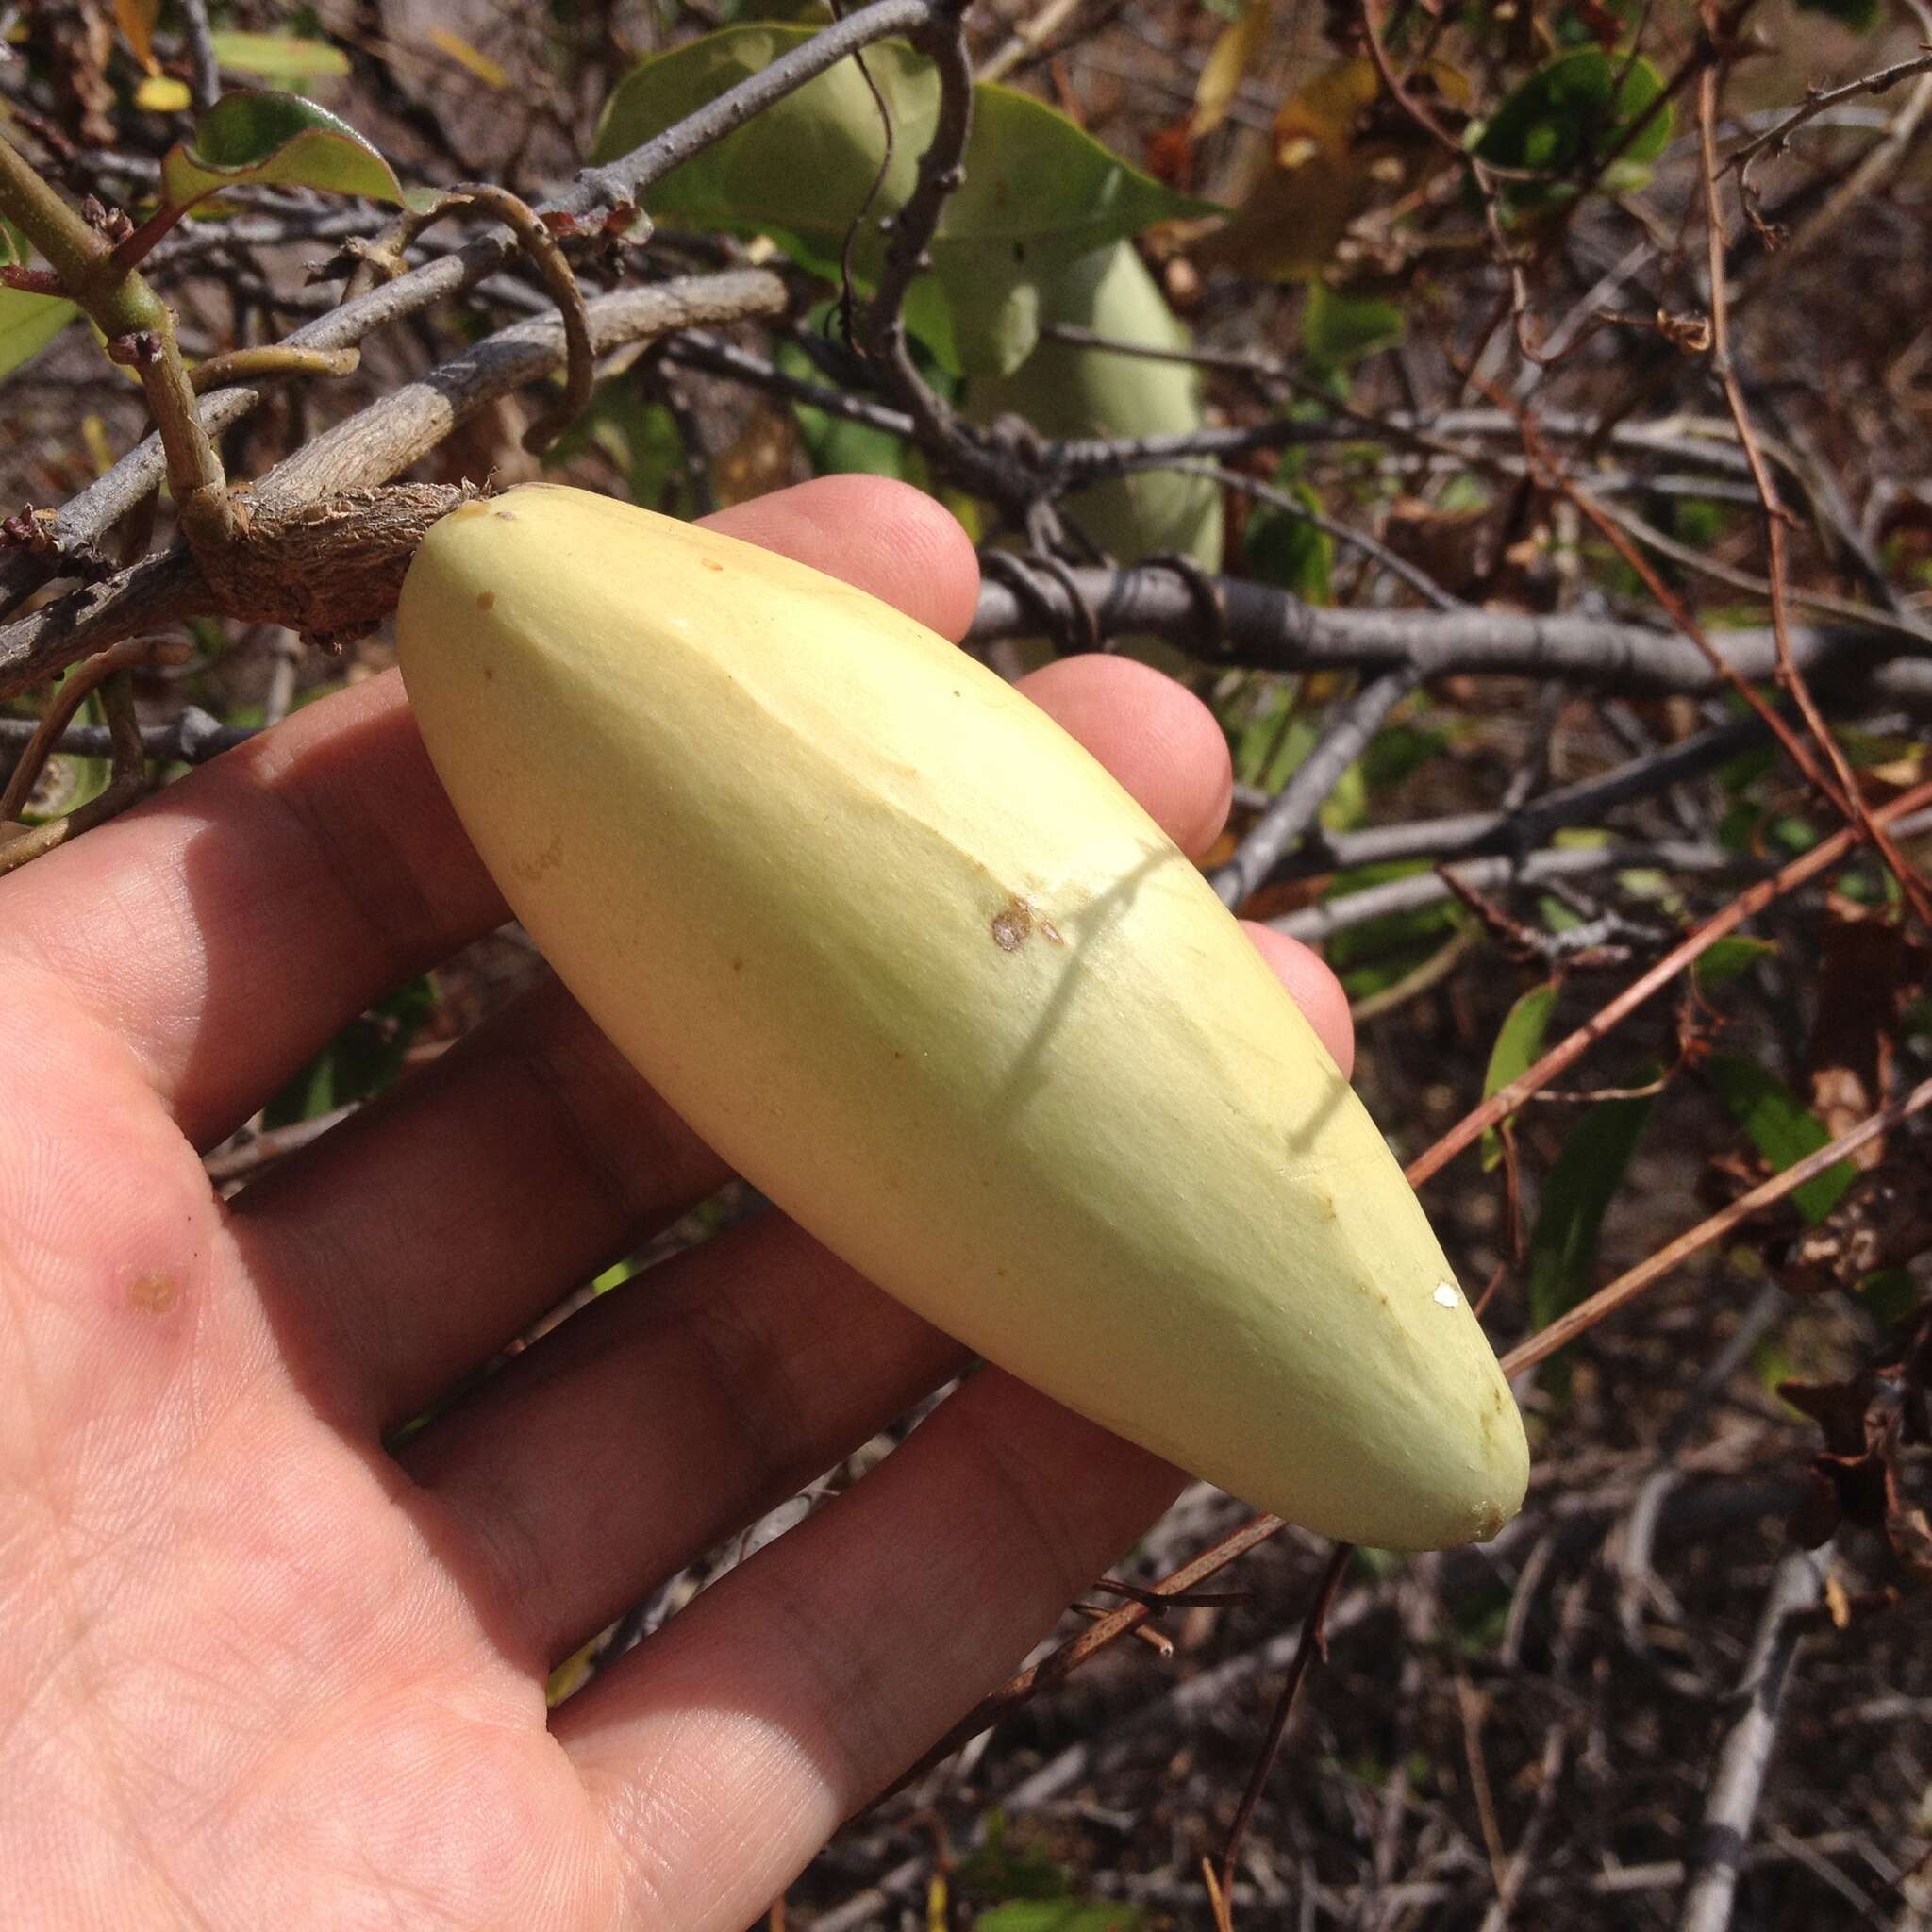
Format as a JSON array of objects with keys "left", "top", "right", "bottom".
[{"left": 0, "top": 477, "right": 1352, "bottom": 1928}]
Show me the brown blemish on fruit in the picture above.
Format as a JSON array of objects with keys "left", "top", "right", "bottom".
[
  {"left": 1038, "top": 919, "right": 1064, "bottom": 946},
  {"left": 495, "top": 509, "right": 515, "bottom": 521},
  {"left": 701, "top": 558, "right": 724, "bottom": 573},
  {"left": 129, "top": 1274, "right": 178, "bottom": 1315},
  {"left": 513, "top": 833, "right": 564, "bottom": 884},
  {"left": 991, "top": 897, "right": 1032, "bottom": 951},
  {"left": 476, "top": 591, "right": 496, "bottom": 611},
  {"left": 482, "top": 665, "right": 495, "bottom": 681},
  {"left": 730, "top": 957, "right": 743, "bottom": 973}
]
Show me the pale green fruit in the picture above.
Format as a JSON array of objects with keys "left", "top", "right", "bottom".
[
  {"left": 966, "top": 242, "right": 1222, "bottom": 568},
  {"left": 396, "top": 484, "right": 1527, "bottom": 1549}
]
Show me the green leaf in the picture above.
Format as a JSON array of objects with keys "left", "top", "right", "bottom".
[
  {"left": 1473, "top": 49, "right": 1673, "bottom": 208},
  {"left": 1792, "top": 0, "right": 1881, "bottom": 28},
  {"left": 1242, "top": 475, "right": 1333, "bottom": 603},
  {"left": 974, "top": 1906, "right": 1146, "bottom": 1932},
  {"left": 162, "top": 91, "right": 405, "bottom": 210},
  {"left": 1693, "top": 934, "right": 1776, "bottom": 990},
  {"left": 208, "top": 30, "right": 352, "bottom": 83},
  {"left": 264, "top": 976, "right": 437, "bottom": 1127},
  {"left": 1480, "top": 980, "right": 1557, "bottom": 1170},
  {"left": 591, "top": 26, "right": 1209, "bottom": 375},
  {"left": 1302, "top": 283, "right": 1404, "bottom": 368},
  {"left": 0, "top": 218, "right": 77, "bottom": 377},
  {"left": 1526, "top": 1085, "right": 1655, "bottom": 1333},
  {"left": 1706, "top": 1053, "right": 1857, "bottom": 1224},
  {"left": 0, "top": 289, "right": 79, "bottom": 380}
]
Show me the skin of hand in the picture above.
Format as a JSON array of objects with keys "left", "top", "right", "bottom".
[{"left": 0, "top": 476, "right": 1352, "bottom": 1930}]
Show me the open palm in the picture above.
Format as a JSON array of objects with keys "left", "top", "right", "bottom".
[{"left": 0, "top": 478, "right": 1352, "bottom": 1929}]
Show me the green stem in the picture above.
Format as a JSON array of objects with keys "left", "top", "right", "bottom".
[
  {"left": 0, "top": 131, "right": 234, "bottom": 551},
  {"left": 0, "top": 128, "right": 103, "bottom": 289}
]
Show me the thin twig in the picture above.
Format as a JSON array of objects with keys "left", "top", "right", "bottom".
[
  {"left": 1215, "top": 1543, "right": 1351, "bottom": 1902},
  {"left": 886, "top": 1513, "right": 1290, "bottom": 1795},
  {"left": 1501, "top": 1075, "right": 1932, "bottom": 1375},
  {"left": 0, "top": 636, "right": 188, "bottom": 821},
  {"left": 0, "top": 0, "right": 934, "bottom": 622},
  {"left": 855, "top": 0, "right": 1034, "bottom": 519},
  {"left": 0, "top": 273, "right": 787, "bottom": 697},
  {"left": 1728, "top": 31, "right": 1932, "bottom": 229},
  {"left": 358, "top": 183, "right": 597, "bottom": 455},
  {"left": 177, "top": 0, "right": 221, "bottom": 112},
  {"left": 1406, "top": 777, "right": 1932, "bottom": 1189},
  {"left": 977, "top": 0, "right": 1089, "bottom": 81},
  {"left": 1212, "top": 668, "right": 1423, "bottom": 908},
  {"left": 1695, "top": 51, "right": 1932, "bottom": 931},
  {"left": 1172, "top": 462, "right": 1464, "bottom": 613}
]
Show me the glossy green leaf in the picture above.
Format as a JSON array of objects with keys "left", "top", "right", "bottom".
[
  {"left": 162, "top": 91, "right": 405, "bottom": 210},
  {"left": 1302, "top": 283, "right": 1405, "bottom": 368},
  {"left": 0, "top": 288, "right": 79, "bottom": 380},
  {"left": 1474, "top": 49, "right": 1672, "bottom": 208},
  {"left": 1707, "top": 1053, "right": 1857, "bottom": 1225},
  {"left": 1526, "top": 1085, "right": 1655, "bottom": 1333},
  {"left": 1480, "top": 980, "right": 1557, "bottom": 1170},
  {"left": 208, "top": 30, "right": 352, "bottom": 83},
  {"left": 591, "top": 26, "right": 1209, "bottom": 375}
]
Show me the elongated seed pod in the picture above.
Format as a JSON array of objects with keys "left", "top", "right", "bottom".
[{"left": 396, "top": 484, "right": 1528, "bottom": 1549}]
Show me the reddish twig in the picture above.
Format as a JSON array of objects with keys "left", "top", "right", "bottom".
[
  {"left": 1357, "top": 0, "right": 1544, "bottom": 364},
  {"left": 1407, "top": 777, "right": 1932, "bottom": 1189},
  {"left": 1693, "top": 47, "right": 1932, "bottom": 933},
  {"left": 885, "top": 1513, "right": 1290, "bottom": 1794},
  {"left": 1501, "top": 394, "right": 1858, "bottom": 827},
  {"left": 1501, "top": 1074, "right": 1932, "bottom": 1375}
]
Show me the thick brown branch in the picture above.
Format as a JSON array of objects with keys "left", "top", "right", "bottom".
[{"left": 0, "top": 272, "right": 787, "bottom": 691}]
